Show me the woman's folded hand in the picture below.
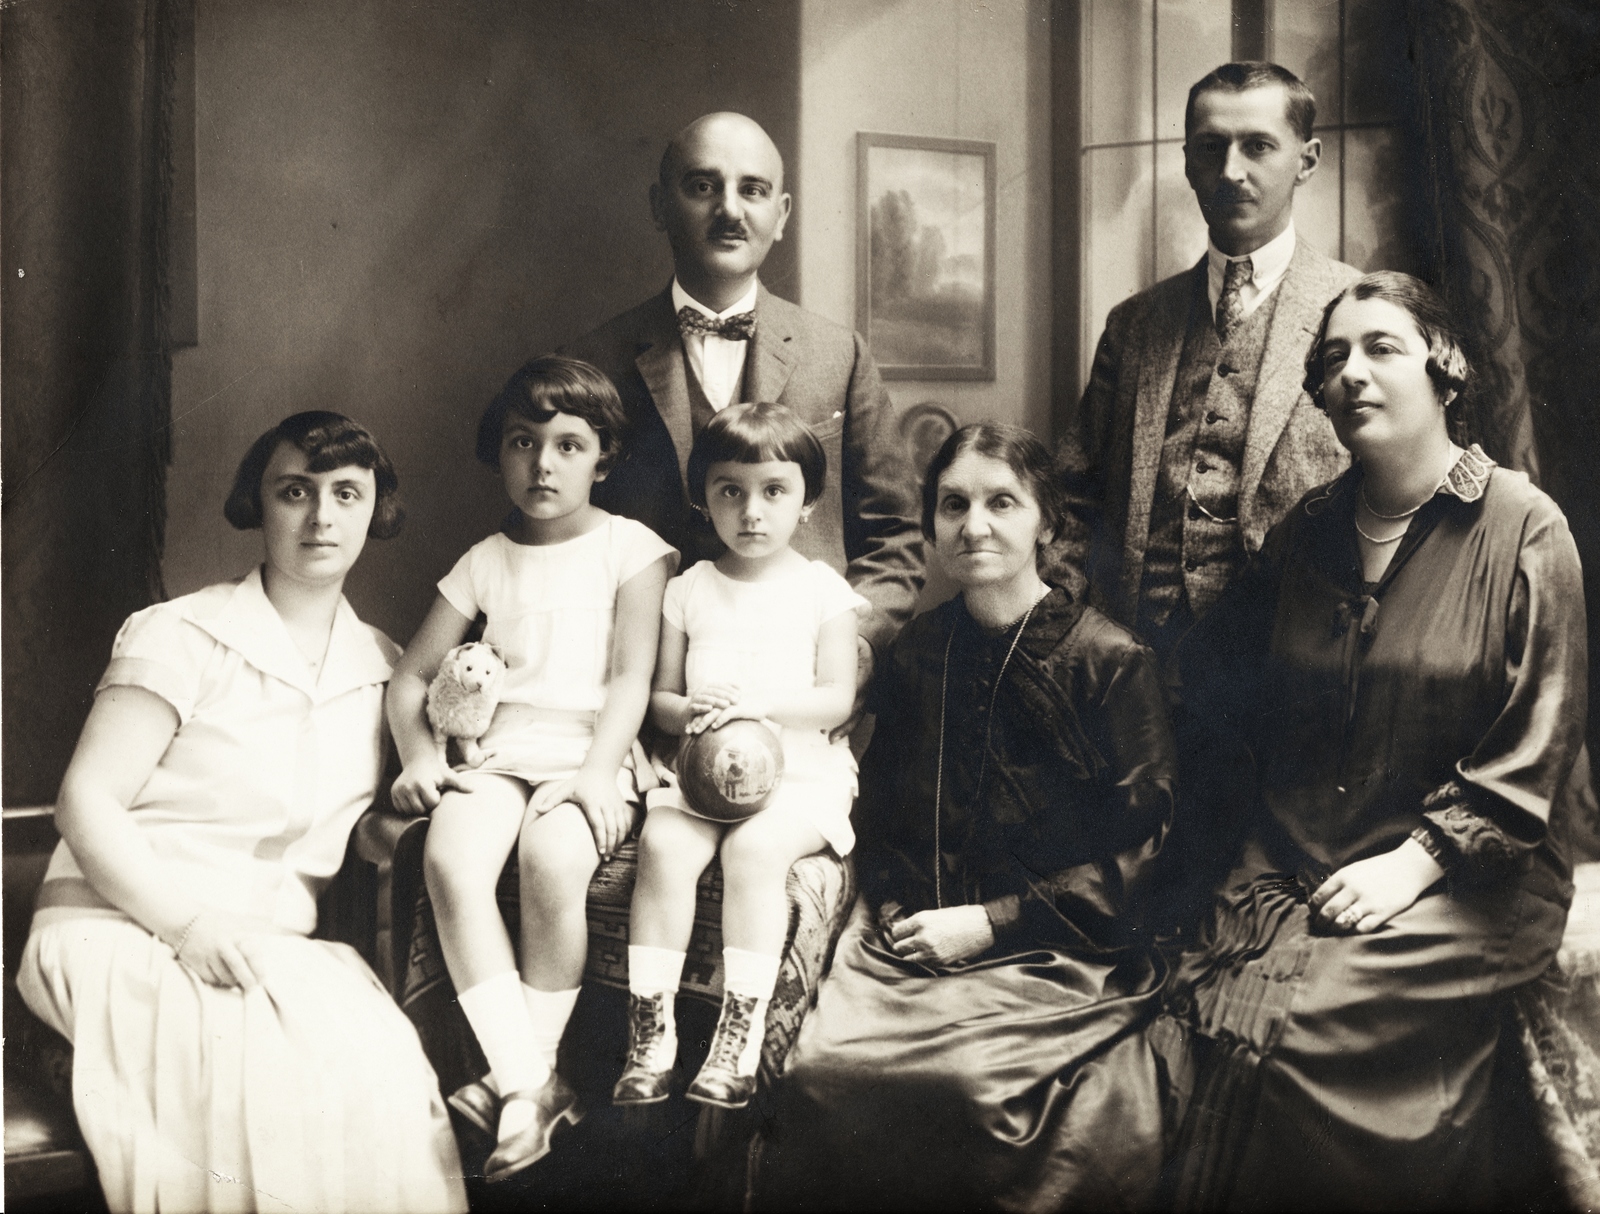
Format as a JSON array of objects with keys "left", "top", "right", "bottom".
[
  {"left": 172, "top": 909, "right": 286, "bottom": 990},
  {"left": 888, "top": 905, "right": 995, "bottom": 967},
  {"left": 1310, "top": 837, "right": 1446, "bottom": 934}
]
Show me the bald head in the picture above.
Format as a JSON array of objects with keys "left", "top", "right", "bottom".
[
  {"left": 659, "top": 112, "right": 785, "bottom": 193},
  {"left": 650, "top": 111, "right": 792, "bottom": 312}
]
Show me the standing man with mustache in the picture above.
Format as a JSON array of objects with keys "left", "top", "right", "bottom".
[
  {"left": 1049, "top": 63, "right": 1359, "bottom": 668},
  {"left": 564, "top": 111, "right": 923, "bottom": 718},
  {"left": 1048, "top": 64, "right": 1360, "bottom": 930}
]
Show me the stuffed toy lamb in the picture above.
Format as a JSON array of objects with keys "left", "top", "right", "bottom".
[{"left": 426, "top": 641, "right": 506, "bottom": 769}]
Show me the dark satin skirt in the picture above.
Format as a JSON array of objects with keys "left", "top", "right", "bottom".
[
  {"left": 1160, "top": 834, "right": 1570, "bottom": 1211},
  {"left": 758, "top": 897, "right": 1166, "bottom": 1212}
]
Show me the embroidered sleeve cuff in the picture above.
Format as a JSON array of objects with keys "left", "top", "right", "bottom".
[
  {"left": 1409, "top": 825, "right": 1452, "bottom": 867},
  {"left": 1417, "top": 781, "right": 1524, "bottom": 867}
]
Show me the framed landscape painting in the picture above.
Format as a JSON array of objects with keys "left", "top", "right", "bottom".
[{"left": 856, "top": 133, "right": 995, "bottom": 381}]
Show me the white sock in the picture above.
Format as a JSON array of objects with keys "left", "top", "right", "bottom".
[
  {"left": 523, "top": 984, "right": 580, "bottom": 1075},
  {"left": 627, "top": 945, "right": 686, "bottom": 996},
  {"left": 458, "top": 971, "right": 547, "bottom": 1138},
  {"left": 721, "top": 948, "right": 779, "bottom": 1077},
  {"left": 722, "top": 947, "right": 780, "bottom": 1000},
  {"left": 626, "top": 946, "right": 685, "bottom": 1068}
]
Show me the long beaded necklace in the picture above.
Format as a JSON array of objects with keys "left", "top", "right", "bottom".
[{"left": 930, "top": 588, "right": 1047, "bottom": 909}]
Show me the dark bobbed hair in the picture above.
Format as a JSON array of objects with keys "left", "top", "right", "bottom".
[
  {"left": 686, "top": 402, "right": 827, "bottom": 508},
  {"left": 921, "top": 423, "right": 1065, "bottom": 544},
  {"left": 225, "top": 411, "right": 403, "bottom": 539},
  {"left": 477, "top": 354, "right": 628, "bottom": 472},
  {"left": 1303, "top": 271, "right": 1472, "bottom": 420},
  {"left": 1185, "top": 61, "right": 1316, "bottom": 143}
]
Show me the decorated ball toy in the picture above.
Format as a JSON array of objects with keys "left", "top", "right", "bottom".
[{"left": 678, "top": 719, "right": 785, "bottom": 823}]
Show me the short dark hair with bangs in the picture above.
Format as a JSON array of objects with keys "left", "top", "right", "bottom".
[
  {"left": 921, "top": 422, "right": 1064, "bottom": 544},
  {"left": 1186, "top": 61, "right": 1316, "bottom": 143},
  {"left": 687, "top": 402, "right": 826, "bottom": 508},
  {"left": 477, "top": 354, "right": 628, "bottom": 472},
  {"left": 225, "top": 410, "right": 403, "bottom": 539}
]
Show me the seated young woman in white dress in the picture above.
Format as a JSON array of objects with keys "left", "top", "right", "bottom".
[{"left": 18, "top": 411, "right": 466, "bottom": 1214}]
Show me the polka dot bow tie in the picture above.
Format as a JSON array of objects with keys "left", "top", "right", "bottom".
[{"left": 677, "top": 306, "right": 756, "bottom": 342}]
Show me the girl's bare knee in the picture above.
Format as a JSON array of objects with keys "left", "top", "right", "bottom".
[
  {"left": 719, "top": 831, "right": 786, "bottom": 885},
  {"left": 640, "top": 812, "right": 717, "bottom": 877},
  {"left": 637, "top": 814, "right": 681, "bottom": 863},
  {"left": 520, "top": 819, "right": 599, "bottom": 896},
  {"left": 423, "top": 840, "right": 480, "bottom": 914}
]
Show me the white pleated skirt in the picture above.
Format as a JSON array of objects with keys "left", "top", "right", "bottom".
[{"left": 18, "top": 910, "right": 466, "bottom": 1214}]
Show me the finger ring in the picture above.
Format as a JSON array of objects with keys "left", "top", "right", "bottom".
[{"left": 1339, "top": 910, "right": 1357, "bottom": 925}]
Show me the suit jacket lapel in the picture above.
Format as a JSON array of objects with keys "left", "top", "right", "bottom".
[
  {"left": 1120, "top": 263, "right": 1197, "bottom": 613},
  {"left": 1239, "top": 241, "right": 1329, "bottom": 522},
  {"left": 634, "top": 287, "right": 696, "bottom": 488},
  {"left": 746, "top": 284, "right": 796, "bottom": 403}
]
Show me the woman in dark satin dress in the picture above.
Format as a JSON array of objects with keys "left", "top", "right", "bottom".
[
  {"left": 1164, "top": 272, "right": 1589, "bottom": 1210},
  {"left": 759, "top": 423, "right": 1176, "bottom": 1212}
]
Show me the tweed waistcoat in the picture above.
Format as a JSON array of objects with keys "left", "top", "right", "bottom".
[{"left": 1138, "top": 281, "right": 1281, "bottom": 627}]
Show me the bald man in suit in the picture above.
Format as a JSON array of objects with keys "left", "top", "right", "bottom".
[{"left": 565, "top": 112, "right": 924, "bottom": 696}]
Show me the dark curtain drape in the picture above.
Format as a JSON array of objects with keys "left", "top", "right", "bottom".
[
  {"left": 1405, "top": 0, "right": 1600, "bottom": 744},
  {"left": 1408, "top": 1, "right": 1600, "bottom": 484},
  {"left": 2, "top": 0, "right": 180, "bottom": 805},
  {"left": 1403, "top": 7, "right": 1600, "bottom": 1200}
]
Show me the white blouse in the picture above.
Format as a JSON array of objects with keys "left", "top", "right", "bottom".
[
  {"left": 40, "top": 568, "right": 399, "bottom": 935},
  {"left": 436, "top": 515, "right": 676, "bottom": 715}
]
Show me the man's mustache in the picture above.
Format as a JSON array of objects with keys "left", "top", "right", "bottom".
[
  {"left": 709, "top": 222, "right": 749, "bottom": 240},
  {"left": 1207, "top": 184, "right": 1259, "bottom": 206}
]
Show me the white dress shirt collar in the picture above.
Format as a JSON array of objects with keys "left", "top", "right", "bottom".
[
  {"left": 1206, "top": 222, "right": 1297, "bottom": 320},
  {"left": 672, "top": 277, "right": 758, "bottom": 412},
  {"left": 672, "top": 277, "right": 759, "bottom": 321}
]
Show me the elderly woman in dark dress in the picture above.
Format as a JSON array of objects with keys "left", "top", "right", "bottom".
[
  {"left": 1163, "top": 271, "right": 1589, "bottom": 1210},
  {"left": 759, "top": 423, "right": 1176, "bottom": 1211}
]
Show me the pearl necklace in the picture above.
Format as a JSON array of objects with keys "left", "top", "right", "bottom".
[
  {"left": 1358, "top": 485, "right": 1427, "bottom": 521},
  {"left": 1354, "top": 469, "right": 1450, "bottom": 546},
  {"left": 1352, "top": 514, "right": 1405, "bottom": 545}
]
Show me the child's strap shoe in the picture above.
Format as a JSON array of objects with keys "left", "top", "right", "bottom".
[
  {"left": 447, "top": 1076, "right": 498, "bottom": 1136},
  {"left": 483, "top": 1072, "right": 584, "bottom": 1183}
]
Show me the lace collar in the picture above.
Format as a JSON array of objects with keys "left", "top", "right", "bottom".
[
  {"left": 1304, "top": 443, "right": 1496, "bottom": 517},
  {"left": 1438, "top": 443, "right": 1495, "bottom": 502}
]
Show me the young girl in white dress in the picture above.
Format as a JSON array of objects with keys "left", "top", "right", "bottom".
[
  {"left": 387, "top": 355, "right": 675, "bottom": 1182},
  {"left": 615, "top": 401, "right": 866, "bottom": 1111}
]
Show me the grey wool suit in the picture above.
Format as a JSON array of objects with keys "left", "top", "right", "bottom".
[
  {"left": 1048, "top": 240, "right": 1361, "bottom": 629},
  {"left": 563, "top": 284, "right": 925, "bottom": 655}
]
